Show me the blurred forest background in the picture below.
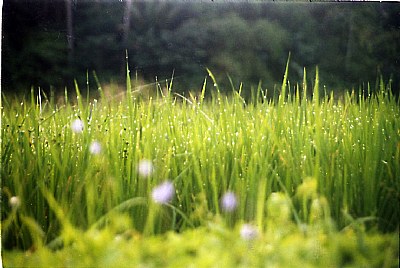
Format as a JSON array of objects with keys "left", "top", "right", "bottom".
[{"left": 2, "top": 0, "right": 400, "bottom": 97}]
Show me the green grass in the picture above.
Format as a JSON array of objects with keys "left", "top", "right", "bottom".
[{"left": 1, "top": 67, "right": 399, "bottom": 267}]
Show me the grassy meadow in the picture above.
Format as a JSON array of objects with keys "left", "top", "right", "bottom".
[{"left": 1, "top": 68, "right": 399, "bottom": 267}]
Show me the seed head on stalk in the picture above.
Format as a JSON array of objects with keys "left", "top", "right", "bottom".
[{"left": 9, "top": 196, "right": 21, "bottom": 210}]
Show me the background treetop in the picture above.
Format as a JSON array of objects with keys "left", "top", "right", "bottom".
[{"left": 2, "top": 1, "right": 399, "bottom": 95}]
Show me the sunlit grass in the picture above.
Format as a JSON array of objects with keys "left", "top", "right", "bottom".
[{"left": 1, "top": 65, "right": 399, "bottom": 266}]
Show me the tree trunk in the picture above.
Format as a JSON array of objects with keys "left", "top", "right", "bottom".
[
  {"left": 123, "top": 0, "right": 133, "bottom": 46},
  {"left": 345, "top": 11, "right": 354, "bottom": 73},
  {"left": 65, "top": 0, "right": 74, "bottom": 65},
  {"left": 122, "top": 0, "right": 133, "bottom": 75}
]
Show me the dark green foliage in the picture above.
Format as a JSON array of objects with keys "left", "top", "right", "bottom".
[{"left": 2, "top": 2, "right": 399, "bottom": 94}]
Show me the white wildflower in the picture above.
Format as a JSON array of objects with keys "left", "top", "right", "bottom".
[
  {"left": 71, "top": 119, "right": 84, "bottom": 133},
  {"left": 89, "top": 141, "right": 102, "bottom": 155},
  {"left": 138, "top": 159, "right": 154, "bottom": 177},
  {"left": 151, "top": 181, "right": 175, "bottom": 204},
  {"left": 240, "top": 224, "right": 258, "bottom": 241},
  {"left": 221, "top": 191, "right": 238, "bottom": 212}
]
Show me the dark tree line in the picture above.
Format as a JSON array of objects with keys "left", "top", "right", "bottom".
[{"left": 2, "top": 1, "right": 400, "bottom": 95}]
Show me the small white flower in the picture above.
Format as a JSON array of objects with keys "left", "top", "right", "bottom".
[
  {"left": 151, "top": 181, "right": 175, "bottom": 204},
  {"left": 71, "top": 119, "right": 84, "bottom": 133},
  {"left": 89, "top": 141, "right": 102, "bottom": 155},
  {"left": 240, "top": 224, "right": 258, "bottom": 241},
  {"left": 137, "top": 159, "right": 154, "bottom": 177},
  {"left": 9, "top": 196, "right": 21, "bottom": 210},
  {"left": 221, "top": 191, "right": 238, "bottom": 212}
]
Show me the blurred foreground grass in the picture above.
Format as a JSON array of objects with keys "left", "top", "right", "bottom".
[
  {"left": 2, "top": 67, "right": 399, "bottom": 266},
  {"left": 3, "top": 216, "right": 399, "bottom": 267}
]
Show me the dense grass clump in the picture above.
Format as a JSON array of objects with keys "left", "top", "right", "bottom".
[{"left": 1, "top": 69, "right": 399, "bottom": 266}]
